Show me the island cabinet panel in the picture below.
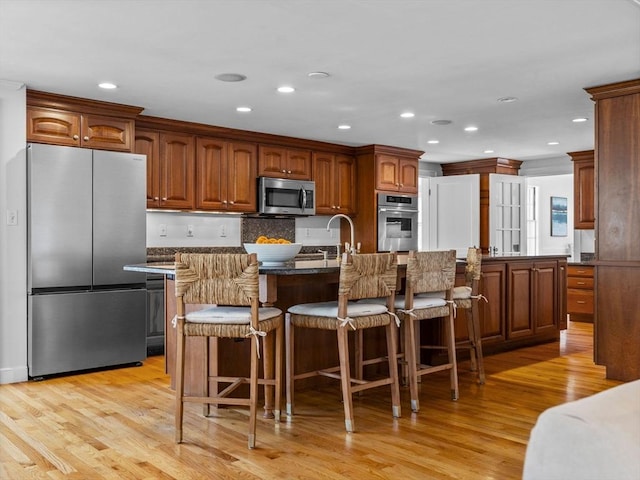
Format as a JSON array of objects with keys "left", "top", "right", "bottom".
[
  {"left": 196, "top": 137, "right": 257, "bottom": 212},
  {"left": 312, "top": 151, "right": 356, "bottom": 215},
  {"left": 454, "top": 262, "right": 506, "bottom": 346},
  {"left": 258, "top": 145, "right": 312, "bottom": 180},
  {"left": 506, "top": 260, "right": 558, "bottom": 339}
]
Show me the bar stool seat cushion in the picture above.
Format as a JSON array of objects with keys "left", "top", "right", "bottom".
[
  {"left": 186, "top": 306, "right": 282, "bottom": 324},
  {"left": 289, "top": 301, "right": 388, "bottom": 318},
  {"left": 360, "top": 295, "right": 447, "bottom": 309}
]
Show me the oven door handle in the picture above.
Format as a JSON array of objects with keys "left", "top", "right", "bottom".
[{"left": 378, "top": 207, "right": 419, "bottom": 213}]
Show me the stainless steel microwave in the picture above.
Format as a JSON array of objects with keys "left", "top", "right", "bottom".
[{"left": 258, "top": 177, "right": 316, "bottom": 216}]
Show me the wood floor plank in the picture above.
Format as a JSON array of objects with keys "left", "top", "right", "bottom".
[{"left": 0, "top": 321, "right": 622, "bottom": 479}]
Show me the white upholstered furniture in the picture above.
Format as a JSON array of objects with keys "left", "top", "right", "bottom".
[{"left": 523, "top": 379, "right": 640, "bottom": 480}]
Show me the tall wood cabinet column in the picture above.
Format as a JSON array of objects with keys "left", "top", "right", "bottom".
[{"left": 585, "top": 78, "right": 640, "bottom": 381}]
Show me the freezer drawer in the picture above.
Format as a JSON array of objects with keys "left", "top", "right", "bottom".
[{"left": 28, "top": 289, "right": 146, "bottom": 377}]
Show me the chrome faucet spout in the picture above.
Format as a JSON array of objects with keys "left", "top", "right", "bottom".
[{"left": 327, "top": 214, "right": 356, "bottom": 255}]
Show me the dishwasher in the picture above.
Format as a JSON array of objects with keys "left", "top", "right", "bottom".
[{"left": 146, "top": 274, "right": 165, "bottom": 355}]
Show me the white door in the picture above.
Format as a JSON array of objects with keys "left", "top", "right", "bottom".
[
  {"left": 489, "top": 174, "right": 527, "bottom": 255},
  {"left": 428, "top": 174, "right": 480, "bottom": 257}
]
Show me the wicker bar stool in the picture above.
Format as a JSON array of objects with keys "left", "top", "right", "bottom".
[
  {"left": 285, "top": 252, "right": 401, "bottom": 433},
  {"left": 398, "top": 250, "right": 458, "bottom": 412},
  {"left": 453, "top": 247, "right": 486, "bottom": 384},
  {"left": 174, "top": 252, "right": 283, "bottom": 449}
]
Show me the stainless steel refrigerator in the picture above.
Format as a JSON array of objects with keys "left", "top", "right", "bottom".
[{"left": 27, "top": 143, "right": 147, "bottom": 378}]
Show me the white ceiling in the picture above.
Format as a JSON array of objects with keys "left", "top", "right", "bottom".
[{"left": 1, "top": 0, "right": 639, "bottom": 164}]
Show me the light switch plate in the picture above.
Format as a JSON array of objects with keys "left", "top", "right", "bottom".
[{"left": 6, "top": 210, "right": 17, "bottom": 226}]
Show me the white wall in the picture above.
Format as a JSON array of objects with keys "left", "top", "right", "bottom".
[
  {"left": 0, "top": 81, "right": 27, "bottom": 384},
  {"left": 527, "top": 174, "right": 574, "bottom": 256}
]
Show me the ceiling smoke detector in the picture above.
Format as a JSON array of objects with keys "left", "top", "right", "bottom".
[
  {"left": 431, "top": 119, "right": 452, "bottom": 126},
  {"left": 215, "top": 73, "right": 247, "bottom": 82}
]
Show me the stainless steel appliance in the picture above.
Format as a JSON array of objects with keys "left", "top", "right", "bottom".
[
  {"left": 258, "top": 177, "right": 315, "bottom": 215},
  {"left": 146, "top": 274, "right": 165, "bottom": 355},
  {"left": 27, "top": 143, "right": 147, "bottom": 378},
  {"left": 377, "top": 192, "right": 419, "bottom": 252}
]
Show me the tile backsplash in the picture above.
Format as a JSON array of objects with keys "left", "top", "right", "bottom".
[{"left": 146, "top": 211, "right": 340, "bottom": 256}]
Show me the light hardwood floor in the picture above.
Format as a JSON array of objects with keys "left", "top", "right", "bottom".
[{"left": 0, "top": 321, "right": 621, "bottom": 479}]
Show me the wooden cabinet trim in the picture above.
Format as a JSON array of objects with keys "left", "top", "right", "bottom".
[{"left": 27, "top": 90, "right": 143, "bottom": 118}]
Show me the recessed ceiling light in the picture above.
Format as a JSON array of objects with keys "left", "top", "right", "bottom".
[
  {"left": 338, "top": 124, "right": 351, "bottom": 130},
  {"left": 497, "top": 96, "right": 518, "bottom": 103},
  {"left": 215, "top": 73, "right": 247, "bottom": 82},
  {"left": 400, "top": 112, "right": 415, "bottom": 118},
  {"left": 484, "top": 149, "right": 494, "bottom": 154},
  {"left": 427, "top": 140, "right": 439, "bottom": 144},
  {"left": 236, "top": 106, "right": 252, "bottom": 113},
  {"left": 98, "top": 82, "right": 117, "bottom": 89},
  {"left": 464, "top": 126, "right": 478, "bottom": 132},
  {"left": 547, "top": 141, "right": 560, "bottom": 145},
  {"left": 431, "top": 119, "right": 452, "bottom": 126},
  {"left": 277, "top": 86, "right": 295, "bottom": 93},
  {"left": 572, "top": 117, "right": 588, "bottom": 123},
  {"left": 308, "top": 71, "right": 330, "bottom": 79}
]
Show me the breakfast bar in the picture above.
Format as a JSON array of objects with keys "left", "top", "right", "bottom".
[{"left": 126, "top": 254, "right": 567, "bottom": 407}]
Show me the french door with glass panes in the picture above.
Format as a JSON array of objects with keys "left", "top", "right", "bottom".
[{"left": 489, "top": 174, "right": 526, "bottom": 256}]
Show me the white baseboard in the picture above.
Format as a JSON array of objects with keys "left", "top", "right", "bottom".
[{"left": 0, "top": 365, "right": 28, "bottom": 384}]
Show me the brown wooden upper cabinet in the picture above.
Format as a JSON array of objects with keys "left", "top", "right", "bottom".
[
  {"left": 135, "top": 129, "right": 195, "bottom": 209},
  {"left": 375, "top": 153, "right": 418, "bottom": 193},
  {"left": 27, "top": 107, "right": 134, "bottom": 152},
  {"left": 569, "top": 150, "right": 595, "bottom": 229},
  {"left": 26, "top": 90, "right": 142, "bottom": 152},
  {"left": 313, "top": 152, "right": 356, "bottom": 215},
  {"left": 196, "top": 137, "right": 257, "bottom": 212},
  {"left": 258, "top": 145, "right": 312, "bottom": 180}
]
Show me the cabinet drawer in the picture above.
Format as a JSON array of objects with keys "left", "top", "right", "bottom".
[
  {"left": 567, "top": 289, "right": 594, "bottom": 314},
  {"left": 567, "top": 265, "right": 594, "bottom": 277},
  {"left": 567, "top": 276, "right": 594, "bottom": 289}
]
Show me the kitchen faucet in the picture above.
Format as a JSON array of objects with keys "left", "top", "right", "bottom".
[{"left": 327, "top": 214, "right": 356, "bottom": 255}]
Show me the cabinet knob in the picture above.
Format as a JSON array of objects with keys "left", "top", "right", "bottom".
[
  {"left": 223, "top": 200, "right": 228, "bottom": 204},
  {"left": 229, "top": 200, "right": 235, "bottom": 205},
  {"left": 287, "top": 170, "right": 292, "bottom": 174},
  {"left": 73, "top": 134, "right": 79, "bottom": 140},
  {"left": 282, "top": 169, "right": 286, "bottom": 173},
  {"left": 154, "top": 197, "right": 159, "bottom": 201},
  {"left": 83, "top": 136, "right": 89, "bottom": 141}
]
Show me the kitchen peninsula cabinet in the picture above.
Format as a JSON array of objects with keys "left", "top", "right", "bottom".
[
  {"left": 313, "top": 151, "right": 356, "bottom": 215},
  {"left": 451, "top": 256, "right": 565, "bottom": 358},
  {"left": 26, "top": 90, "right": 142, "bottom": 152},
  {"left": 196, "top": 137, "right": 257, "bottom": 212},
  {"left": 135, "top": 129, "right": 195, "bottom": 209},
  {"left": 258, "top": 145, "right": 312, "bottom": 180},
  {"left": 507, "top": 260, "right": 559, "bottom": 339},
  {"left": 569, "top": 150, "right": 595, "bottom": 229}
]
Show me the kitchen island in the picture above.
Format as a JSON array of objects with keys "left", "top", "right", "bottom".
[{"left": 126, "top": 254, "right": 567, "bottom": 401}]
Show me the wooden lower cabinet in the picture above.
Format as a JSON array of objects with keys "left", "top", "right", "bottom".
[
  {"left": 453, "top": 257, "right": 563, "bottom": 358},
  {"left": 567, "top": 265, "right": 594, "bottom": 322}
]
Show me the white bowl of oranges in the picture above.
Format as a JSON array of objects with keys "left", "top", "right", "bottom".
[{"left": 243, "top": 237, "right": 302, "bottom": 265}]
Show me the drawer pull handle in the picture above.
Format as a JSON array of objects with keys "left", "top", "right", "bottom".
[
  {"left": 577, "top": 281, "right": 586, "bottom": 285},
  {"left": 577, "top": 301, "right": 586, "bottom": 304}
]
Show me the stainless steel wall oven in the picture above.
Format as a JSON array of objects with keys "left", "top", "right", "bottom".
[{"left": 377, "top": 193, "right": 419, "bottom": 252}]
